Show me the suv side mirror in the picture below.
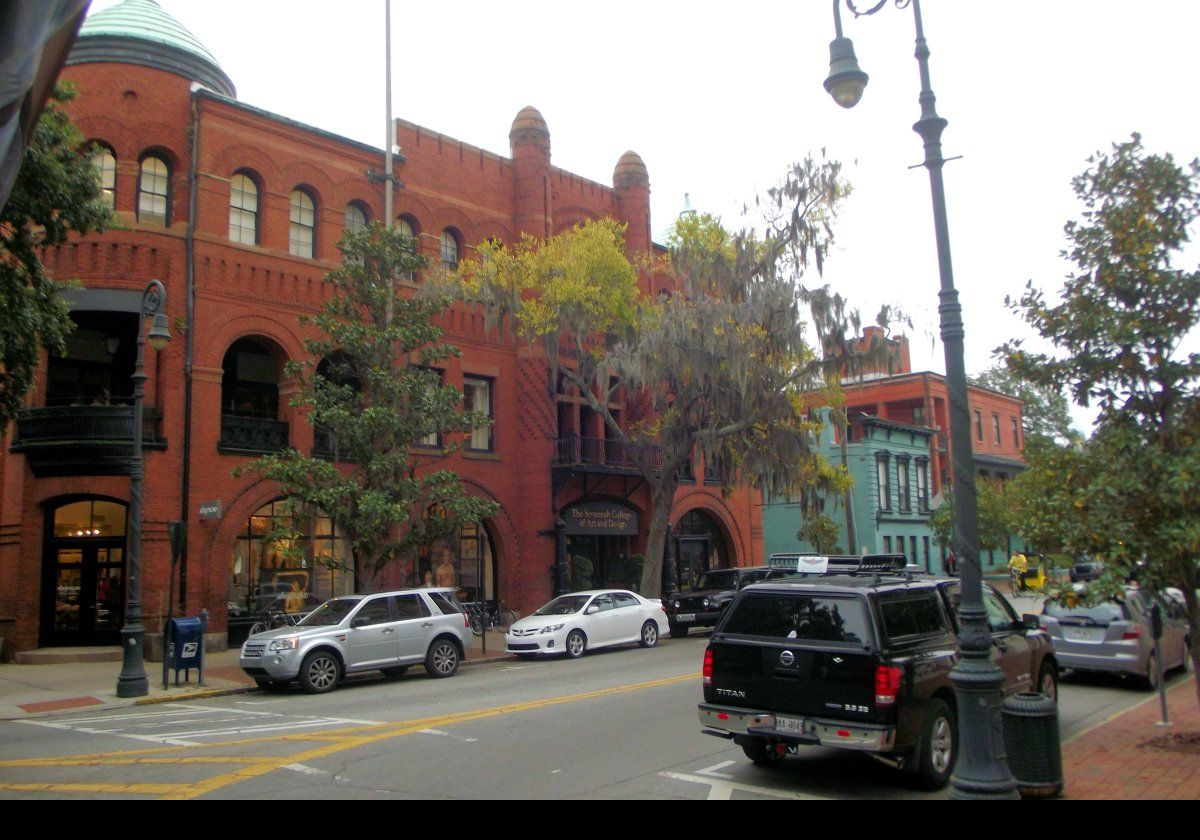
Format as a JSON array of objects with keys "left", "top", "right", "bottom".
[{"left": 1021, "top": 614, "right": 1040, "bottom": 631}]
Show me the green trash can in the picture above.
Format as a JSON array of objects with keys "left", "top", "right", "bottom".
[{"left": 1002, "top": 691, "right": 1064, "bottom": 799}]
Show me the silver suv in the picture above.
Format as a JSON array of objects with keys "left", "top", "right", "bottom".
[{"left": 239, "top": 588, "right": 472, "bottom": 693}]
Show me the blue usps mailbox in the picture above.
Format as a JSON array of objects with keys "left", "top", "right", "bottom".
[{"left": 165, "top": 615, "right": 205, "bottom": 687}]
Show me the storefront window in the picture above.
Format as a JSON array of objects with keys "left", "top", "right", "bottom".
[
  {"left": 228, "top": 500, "right": 353, "bottom": 621},
  {"left": 411, "top": 515, "right": 495, "bottom": 604}
]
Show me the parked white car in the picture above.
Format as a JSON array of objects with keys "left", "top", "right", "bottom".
[{"left": 505, "top": 589, "right": 668, "bottom": 659}]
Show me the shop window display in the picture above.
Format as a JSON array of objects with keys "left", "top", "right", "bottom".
[{"left": 228, "top": 500, "right": 352, "bottom": 625}]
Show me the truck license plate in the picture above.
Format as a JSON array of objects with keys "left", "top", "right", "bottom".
[
  {"left": 775, "top": 715, "right": 806, "bottom": 734},
  {"left": 677, "top": 613, "right": 696, "bottom": 622}
]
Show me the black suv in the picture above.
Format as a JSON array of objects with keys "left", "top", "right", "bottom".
[
  {"left": 697, "top": 554, "right": 1057, "bottom": 790},
  {"left": 666, "top": 566, "right": 791, "bottom": 638}
]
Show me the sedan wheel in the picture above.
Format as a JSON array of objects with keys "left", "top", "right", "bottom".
[
  {"left": 1038, "top": 661, "right": 1058, "bottom": 704},
  {"left": 299, "top": 651, "right": 340, "bottom": 694},
  {"left": 639, "top": 621, "right": 659, "bottom": 648},
  {"left": 566, "top": 629, "right": 587, "bottom": 659}
]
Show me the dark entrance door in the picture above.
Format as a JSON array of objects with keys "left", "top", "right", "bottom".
[
  {"left": 43, "top": 542, "right": 126, "bottom": 646},
  {"left": 677, "top": 537, "right": 711, "bottom": 590},
  {"left": 41, "top": 498, "right": 128, "bottom": 647}
]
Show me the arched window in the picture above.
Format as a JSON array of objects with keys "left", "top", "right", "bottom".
[
  {"left": 289, "top": 189, "right": 316, "bottom": 258},
  {"left": 440, "top": 228, "right": 460, "bottom": 269},
  {"left": 396, "top": 216, "right": 418, "bottom": 282},
  {"left": 343, "top": 203, "right": 368, "bottom": 237},
  {"left": 228, "top": 499, "right": 354, "bottom": 635},
  {"left": 229, "top": 172, "right": 259, "bottom": 244},
  {"left": 219, "top": 337, "right": 288, "bottom": 455},
  {"left": 90, "top": 146, "right": 116, "bottom": 208},
  {"left": 137, "top": 154, "right": 170, "bottom": 225}
]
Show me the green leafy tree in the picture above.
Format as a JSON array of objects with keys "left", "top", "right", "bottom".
[
  {"left": 796, "top": 512, "right": 844, "bottom": 555},
  {"left": 0, "top": 83, "right": 114, "bottom": 428},
  {"left": 238, "top": 222, "right": 498, "bottom": 587},
  {"left": 930, "top": 480, "right": 1014, "bottom": 558},
  {"left": 453, "top": 157, "right": 850, "bottom": 596},
  {"left": 1002, "top": 134, "right": 1200, "bottom": 700}
]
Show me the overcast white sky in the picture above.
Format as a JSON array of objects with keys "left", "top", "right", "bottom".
[{"left": 92, "top": 0, "right": 1200, "bottom": 432}]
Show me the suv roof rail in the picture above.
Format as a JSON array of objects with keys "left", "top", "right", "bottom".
[{"left": 767, "top": 552, "right": 909, "bottom": 577}]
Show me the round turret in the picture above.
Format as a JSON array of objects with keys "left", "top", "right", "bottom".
[
  {"left": 509, "top": 106, "right": 550, "bottom": 153},
  {"left": 613, "top": 150, "right": 649, "bottom": 189},
  {"left": 67, "top": 0, "right": 236, "bottom": 98}
]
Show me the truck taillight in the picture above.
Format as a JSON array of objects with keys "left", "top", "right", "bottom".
[
  {"left": 703, "top": 647, "right": 714, "bottom": 686},
  {"left": 875, "top": 665, "right": 902, "bottom": 705}
]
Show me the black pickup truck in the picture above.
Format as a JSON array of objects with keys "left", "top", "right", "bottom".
[
  {"left": 697, "top": 554, "right": 1057, "bottom": 789},
  {"left": 666, "top": 566, "right": 792, "bottom": 638}
]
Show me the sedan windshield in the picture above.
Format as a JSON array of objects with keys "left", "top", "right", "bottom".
[
  {"left": 297, "top": 597, "right": 361, "bottom": 627},
  {"left": 534, "top": 595, "right": 591, "bottom": 616}
]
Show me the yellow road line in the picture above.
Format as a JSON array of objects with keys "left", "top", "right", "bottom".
[
  {"left": 167, "top": 672, "right": 697, "bottom": 800},
  {"left": 1, "top": 672, "right": 698, "bottom": 799},
  {"left": 0, "top": 782, "right": 190, "bottom": 795}
]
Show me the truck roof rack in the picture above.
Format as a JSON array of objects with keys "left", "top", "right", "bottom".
[{"left": 767, "top": 552, "right": 910, "bottom": 577}]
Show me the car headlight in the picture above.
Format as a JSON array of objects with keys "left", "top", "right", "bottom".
[
  {"left": 268, "top": 637, "right": 299, "bottom": 652},
  {"left": 540, "top": 624, "right": 565, "bottom": 634},
  {"left": 672, "top": 600, "right": 680, "bottom": 609}
]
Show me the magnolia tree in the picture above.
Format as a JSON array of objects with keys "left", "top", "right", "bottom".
[
  {"left": 239, "top": 223, "right": 497, "bottom": 587},
  {"left": 1002, "top": 135, "right": 1200, "bottom": 702},
  {"left": 452, "top": 156, "right": 851, "bottom": 596},
  {"left": 0, "top": 83, "right": 114, "bottom": 428}
]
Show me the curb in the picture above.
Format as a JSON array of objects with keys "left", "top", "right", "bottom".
[{"left": 1, "top": 649, "right": 518, "bottom": 721}]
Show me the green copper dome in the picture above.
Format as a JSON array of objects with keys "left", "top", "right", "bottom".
[{"left": 67, "top": 0, "right": 236, "bottom": 98}]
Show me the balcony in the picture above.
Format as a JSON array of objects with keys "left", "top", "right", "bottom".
[
  {"left": 11, "top": 405, "right": 165, "bottom": 477},
  {"left": 552, "top": 434, "right": 662, "bottom": 475},
  {"left": 218, "top": 414, "right": 289, "bottom": 456}
]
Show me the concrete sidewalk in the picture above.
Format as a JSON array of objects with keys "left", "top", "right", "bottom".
[{"left": 0, "top": 628, "right": 514, "bottom": 720}]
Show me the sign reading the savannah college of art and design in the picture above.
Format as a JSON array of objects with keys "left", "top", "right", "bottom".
[{"left": 563, "top": 502, "right": 638, "bottom": 536}]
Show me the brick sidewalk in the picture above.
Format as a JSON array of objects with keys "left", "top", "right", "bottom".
[{"left": 1063, "top": 679, "right": 1200, "bottom": 799}]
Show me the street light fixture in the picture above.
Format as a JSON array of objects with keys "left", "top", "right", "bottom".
[
  {"left": 116, "top": 279, "right": 171, "bottom": 698},
  {"left": 822, "top": 0, "right": 1018, "bottom": 799}
]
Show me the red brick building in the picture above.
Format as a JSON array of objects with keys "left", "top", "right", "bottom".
[
  {"left": 0, "top": 0, "right": 761, "bottom": 657},
  {"left": 841, "top": 326, "right": 1027, "bottom": 497}
]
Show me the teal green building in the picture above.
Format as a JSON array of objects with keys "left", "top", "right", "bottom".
[{"left": 762, "top": 415, "right": 946, "bottom": 573}]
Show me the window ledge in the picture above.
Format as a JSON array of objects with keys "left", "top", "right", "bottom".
[{"left": 463, "top": 450, "right": 499, "bottom": 461}]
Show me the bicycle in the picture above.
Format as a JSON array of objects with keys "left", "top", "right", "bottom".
[
  {"left": 248, "top": 609, "right": 303, "bottom": 637},
  {"left": 463, "top": 601, "right": 519, "bottom": 636}
]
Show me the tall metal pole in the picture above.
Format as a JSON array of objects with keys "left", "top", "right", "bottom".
[
  {"left": 384, "top": 0, "right": 393, "bottom": 230},
  {"left": 825, "top": 0, "right": 1016, "bottom": 797},
  {"left": 116, "top": 279, "right": 169, "bottom": 698}
]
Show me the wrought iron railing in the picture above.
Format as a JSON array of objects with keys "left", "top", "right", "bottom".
[
  {"left": 552, "top": 434, "right": 662, "bottom": 471},
  {"left": 12, "top": 405, "right": 163, "bottom": 447},
  {"left": 218, "top": 414, "right": 289, "bottom": 455}
]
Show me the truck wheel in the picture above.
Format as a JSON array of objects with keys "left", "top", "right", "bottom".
[
  {"left": 669, "top": 622, "right": 688, "bottom": 639},
  {"left": 741, "top": 737, "right": 784, "bottom": 767},
  {"left": 911, "top": 699, "right": 956, "bottom": 790}
]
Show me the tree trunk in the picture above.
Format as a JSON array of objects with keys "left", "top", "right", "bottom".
[{"left": 640, "top": 486, "right": 674, "bottom": 598}]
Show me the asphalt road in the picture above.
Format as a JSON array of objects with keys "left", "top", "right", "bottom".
[{"left": 0, "top": 632, "right": 1185, "bottom": 799}]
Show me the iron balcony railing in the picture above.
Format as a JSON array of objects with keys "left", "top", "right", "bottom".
[
  {"left": 218, "top": 414, "right": 289, "bottom": 455},
  {"left": 552, "top": 434, "right": 662, "bottom": 472},
  {"left": 12, "top": 405, "right": 164, "bottom": 447}
]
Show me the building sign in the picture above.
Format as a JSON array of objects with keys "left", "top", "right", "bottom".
[
  {"left": 564, "top": 502, "right": 638, "bottom": 536},
  {"left": 198, "top": 501, "right": 222, "bottom": 521}
]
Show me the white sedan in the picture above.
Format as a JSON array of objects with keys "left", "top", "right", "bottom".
[{"left": 505, "top": 590, "right": 668, "bottom": 659}]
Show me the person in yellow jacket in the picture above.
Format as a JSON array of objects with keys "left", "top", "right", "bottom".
[{"left": 1008, "top": 551, "right": 1028, "bottom": 594}]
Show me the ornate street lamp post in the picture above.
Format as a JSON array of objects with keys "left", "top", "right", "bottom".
[
  {"left": 822, "top": 0, "right": 1017, "bottom": 798},
  {"left": 116, "top": 279, "right": 171, "bottom": 698}
]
